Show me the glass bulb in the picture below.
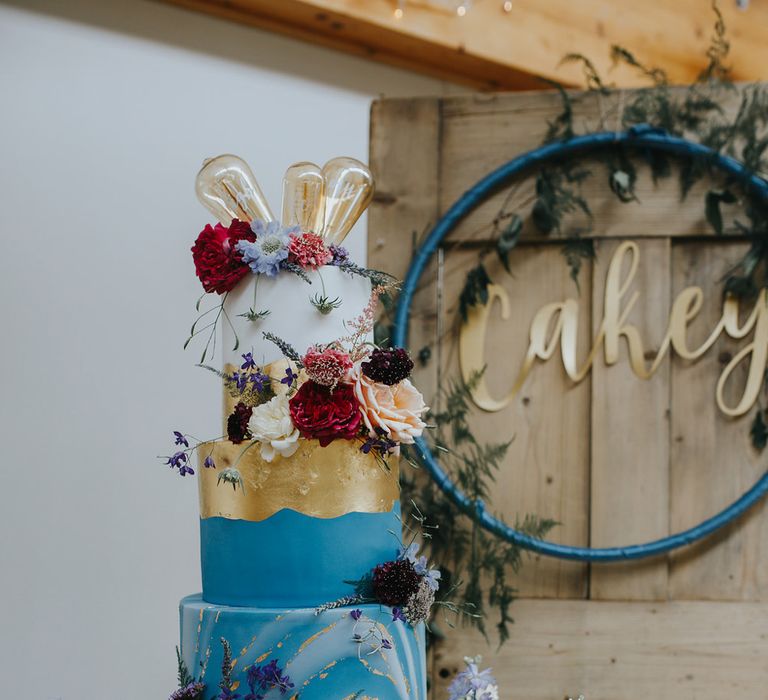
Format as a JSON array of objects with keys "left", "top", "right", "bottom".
[
  {"left": 281, "top": 161, "right": 325, "bottom": 232},
  {"left": 320, "top": 157, "right": 374, "bottom": 245},
  {"left": 195, "top": 154, "right": 275, "bottom": 225}
]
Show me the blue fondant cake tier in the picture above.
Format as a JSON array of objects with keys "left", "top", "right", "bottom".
[
  {"left": 180, "top": 594, "right": 427, "bottom": 700},
  {"left": 201, "top": 505, "right": 402, "bottom": 607}
]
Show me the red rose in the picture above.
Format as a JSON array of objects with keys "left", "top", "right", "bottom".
[
  {"left": 191, "top": 219, "right": 255, "bottom": 294},
  {"left": 289, "top": 380, "right": 362, "bottom": 447}
]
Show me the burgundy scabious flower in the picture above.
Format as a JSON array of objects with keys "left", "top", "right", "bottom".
[
  {"left": 361, "top": 348, "right": 414, "bottom": 386},
  {"left": 288, "top": 381, "right": 362, "bottom": 447},
  {"left": 227, "top": 402, "right": 253, "bottom": 444},
  {"left": 371, "top": 558, "right": 422, "bottom": 607},
  {"left": 191, "top": 219, "right": 254, "bottom": 294},
  {"left": 288, "top": 232, "right": 332, "bottom": 269}
]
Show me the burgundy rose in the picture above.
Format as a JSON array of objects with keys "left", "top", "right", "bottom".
[
  {"left": 288, "top": 380, "right": 362, "bottom": 447},
  {"left": 191, "top": 219, "right": 254, "bottom": 294}
]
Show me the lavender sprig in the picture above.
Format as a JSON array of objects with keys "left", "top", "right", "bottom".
[
  {"left": 262, "top": 332, "right": 303, "bottom": 367},
  {"left": 281, "top": 261, "right": 313, "bottom": 284},
  {"left": 338, "top": 261, "right": 399, "bottom": 289},
  {"left": 314, "top": 594, "right": 364, "bottom": 615}
]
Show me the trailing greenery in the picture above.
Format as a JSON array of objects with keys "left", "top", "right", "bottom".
[
  {"left": 458, "top": 0, "right": 768, "bottom": 323},
  {"left": 401, "top": 373, "right": 556, "bottom": 646}
]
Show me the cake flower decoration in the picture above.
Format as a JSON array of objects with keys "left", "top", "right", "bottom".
[
  {"left": 248, "top": 393, "right": 300, "bottom": 462},
  {"left": 235, "top": 220, "right": 294, "bottom": 277},
  {"left": 447, "top": 657, "right": 499, "bottom": 700}
]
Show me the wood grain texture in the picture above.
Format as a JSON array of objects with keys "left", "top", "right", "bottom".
[
  {"left": 437, "top": 88, "right": 748, "bottom": 244},
  {"left": 368, "top": 97, "right": 442, "bottom": 403},
  {"left": 589, "top": 238, "right": 671, "bottom": 600},
  {"left": 369, "top": 87, "right": 768, "bottom": 696},
  {"left": 669, "top": 241, "right": 768, "bottom": 601},
  {"left": 438, "top": 245, "right": 591, "bottom": 598},
  {"left": 432, "top": 599, "right": 768, "bottom": 700},
  {"left": 159, "top": 0, "right": 768, "bottom": 90}
]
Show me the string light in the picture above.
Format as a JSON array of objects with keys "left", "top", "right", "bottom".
[
  {"left": 503, "top": 0, "right": 513, "bottom": 11},
  {"left": 394, "top": 0, "right": 405, "bottom": 18},
  {"left": 456, "top": 4, "right": 467, "bottom": 16},
  {"left": 393, "top": 0, "right": 514, "bottom": 19}
]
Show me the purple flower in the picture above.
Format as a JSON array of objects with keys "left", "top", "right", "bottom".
[
  {"left": 350, "top": 609, "right": 363, "bottom": 621},
  {"left": 165, "top": 451, "right": 193, "bottom": 476},
  {"left": 241, "top": 352, "right": 257, "bottom": 370},
  {"left": 447, "top": 658, "right": 499, "bottom": 700},
  {"left": 173, "top": 431, "right": 189, "bottom": 447},
  {"left": 360, "top": 433, "right": 398, "bottom": 456},
  {"left": 328, "top": 244, "right": 349, "bottom": 266},
  {"left": 281, "top": 367, "right": 298, "bottom": 386},
  {"left": 381, "top": 638, "right": 392, "bottom": 650},
  {"left": 230, "top": 371, "right": 248, "bottom": 392},
  {"left": 245, "top": 659, "right": 293, "bottom": 699},
  {"left": 392, "top": 607, "right": 406, "bottom": 623},
  {"left": 249, "top": 371, "right": 269, "bottom": 392},
  {"left": 169, "top": 681, "right": 206, "bottom": 700},
  {"left": 204, "top": 455, "right": 216, "bottom": 469}
]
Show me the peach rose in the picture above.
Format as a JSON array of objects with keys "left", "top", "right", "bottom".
[{"left": 352, "top": 365, "right": 428, "bottom": 444}]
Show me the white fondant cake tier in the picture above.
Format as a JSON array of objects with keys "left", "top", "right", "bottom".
[{"left": 222, "top": 266, "right": 372, "bottom": 367}]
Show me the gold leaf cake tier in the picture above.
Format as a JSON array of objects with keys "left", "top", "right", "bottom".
[{"left": 198, "top": 439, "right": 400, "bottom": 522}]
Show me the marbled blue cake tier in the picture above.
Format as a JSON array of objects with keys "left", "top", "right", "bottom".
[
  {"left": 201, "top": 505, "right": 402, "bottom": 607},
  {"left": 180, "top": 594, "right": 427, "bottom": 699}
]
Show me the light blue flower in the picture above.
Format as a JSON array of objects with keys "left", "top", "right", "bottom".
[
  {"left": 399, "top": 542, "right": 442, "bottom": 591},
  {"left": 235, "top": 220, "right": 296, "bottom": 277},
  {"left": 447, "top": 657, "right": 499, "bottom": 700}
]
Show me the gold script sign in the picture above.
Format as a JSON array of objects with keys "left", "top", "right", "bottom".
[{"left": 460, "top": 240, "right": 768, "bottom": 418}]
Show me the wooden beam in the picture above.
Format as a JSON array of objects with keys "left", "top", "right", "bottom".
[{"left": 158, "top": 0, "right": 768, "bottom": 91}]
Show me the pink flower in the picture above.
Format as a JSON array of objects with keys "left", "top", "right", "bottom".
[
  {"left": 288, "top": 232, "right": 332, "bottom": 269},
  {"left": 352, "top": 365, "right": 428, "bottom": 444},
  {"left": 302, "top": 345, "right": 353, "bottom": 390}
]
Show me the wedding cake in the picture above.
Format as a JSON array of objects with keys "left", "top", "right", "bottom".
[{"left": 166, "top": 154, "right": 434, "bottom": 700}]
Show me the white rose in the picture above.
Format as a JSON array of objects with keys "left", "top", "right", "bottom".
[{"left": 248, "top": 394, "right": 300, "bottom": 463}]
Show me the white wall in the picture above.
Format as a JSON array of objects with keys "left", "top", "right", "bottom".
[{"left": 0, "top": 2, "right": 447, "bottom": 697}]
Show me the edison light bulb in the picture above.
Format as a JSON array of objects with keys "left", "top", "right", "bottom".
[
  {"left": 281, "top": 161, "right": 325, "bottom": 232},
  {"left": 195, "top": 154, "right": 275, "bottom": 225},
  {"left": 320, "top": 157, "right": 374, "bottom": 245}
]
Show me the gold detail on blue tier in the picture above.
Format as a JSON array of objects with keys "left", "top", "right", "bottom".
[{"left": 197, "top": 438, "right": 400, "bottom": 521}]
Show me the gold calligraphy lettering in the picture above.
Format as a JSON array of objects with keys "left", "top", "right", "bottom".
[{"left": 459, "top": 240, "right": 768, "bottom": 418}]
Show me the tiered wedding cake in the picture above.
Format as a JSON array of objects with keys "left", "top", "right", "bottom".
[{"left": 167, "top": 155, "right": 433, "bottom": 700}]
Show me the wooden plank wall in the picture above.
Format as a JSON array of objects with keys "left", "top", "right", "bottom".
[{"left": 368, "top": 87, "right": 768, "bottom": 700}]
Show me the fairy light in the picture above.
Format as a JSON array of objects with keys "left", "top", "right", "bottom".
[
  {"left": 456, "top": 4, "right": 467, "bottom": 16},
  {"left": 502, "top": 0, "right": 513, "bottom": 11}
]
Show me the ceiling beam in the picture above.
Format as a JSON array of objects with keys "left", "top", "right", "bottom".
[{"left": 158, "top": 0, "right": 768, "bottom": 91}]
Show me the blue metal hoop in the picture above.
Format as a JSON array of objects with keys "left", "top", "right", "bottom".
[{"left": 392, "top": 125, "right": 768, "bottom": 562}]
